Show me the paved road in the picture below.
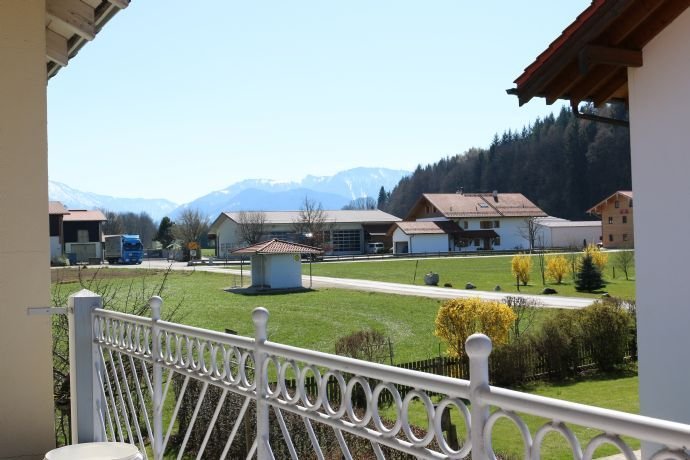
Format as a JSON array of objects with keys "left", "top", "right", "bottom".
[{"left": 108, "top": 259, "right": 593, "bottom": 309}]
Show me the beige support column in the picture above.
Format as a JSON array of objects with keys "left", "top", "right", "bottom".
[{"left": 0, "top": 1, "right": 55, "bottom": 458}]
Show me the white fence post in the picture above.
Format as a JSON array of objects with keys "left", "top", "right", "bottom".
[
  {"left": 68, "top": 289, "right": 103, "bottom": 443},
  {"left": 466, "top": 333, "right": 492, "bottom": 460},
  {"left": 149, "top": 296, "right": 163, "bottom": 460},
  {"left": 253, "top": 307, "right": 270, "bottom": 459}
]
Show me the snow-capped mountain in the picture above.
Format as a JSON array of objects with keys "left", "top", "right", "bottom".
[
  {"left": 49, "top": 181, "right": 178, "bottom": 221},
  {"left": 49, "top": 167, "right": 410, "bottom": 222},
  {"left": 172, "top": 167, "right": 409, "bottom": 218}
]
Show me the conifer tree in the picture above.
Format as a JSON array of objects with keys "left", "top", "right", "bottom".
[{"left": 575, "top": 253, "right": 605, "bottom": 292}]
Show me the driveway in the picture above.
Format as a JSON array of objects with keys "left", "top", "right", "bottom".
[{"left": 88, "top": 259, "right": 593, "bottom": 309}]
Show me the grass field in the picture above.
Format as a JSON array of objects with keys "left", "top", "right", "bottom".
[
  {"left": 52, "top": 267, "right": 557, "bottom": 363},
  {"left": 382, "top": 372, "right": 639, "bottom": 459},
  {"left": 304, "top": 252, "right": 636, "bottom": 299}
]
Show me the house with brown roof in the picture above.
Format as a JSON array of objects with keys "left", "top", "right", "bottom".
[
  {"left": 208, "top": 209, "right": 401, "bottom": 256},
  {"left": 62, "top": 209, "right": 107, "bottom": 263},
  {"left": 390, "top": 192, "right": 547, "bottom": 254},
  {"left": 587, "top": 191, "right": 634, "bottom": 248},
  {"left": 509, "top": 0, "right": 690, "bottom": 440}
]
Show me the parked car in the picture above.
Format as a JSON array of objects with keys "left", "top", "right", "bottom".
[{"left": 367, "top": 242, "right": 385, "bottom": 254}]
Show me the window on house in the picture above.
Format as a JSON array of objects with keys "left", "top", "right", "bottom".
[
  {"left": 480, "top": 221, "right": 493, "bottom": 229},
  {"left": 463, "top": 221, "right": 468, "bottom": 229},
  {"left": 494, "top": 220, "right": 500, "bottom": 228},
  {"left": 623, "top": 233, "right": 629, "bottom": 241},
  {"left": 493, "top": 237, "right": 501, "bottom": 246},
  {"left": 615, "top": 200, "right": 620, "bottom": 208},
  {"left": 473, "top": 238, "right": 481, "bottom": 247},
  {"left": 609, "top": 234, "right": 614, "bottom": 242},
  {"left": 608, "top": 217, "right": 613, "bottom": 224},
  {"left": 622, "top": 216, "right": 628, "bottom": 224},
  {"left": 629, "top": 199, "right": 633, "bottom": 207},
  {"left": 77, "top": 229, "right": 89, "bottom": 243},
  {"left": 425, "top": 205, "right": 430, "bottom": 214}
]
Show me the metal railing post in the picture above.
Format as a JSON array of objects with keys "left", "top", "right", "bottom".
[
  {"left": 150, "top": 296, "right": 163, "bottom": 460},
  {"left": 253, "top": 307, "right": 270, "bottom": 459},
  {"left": 68, "top": 289, "right": 103, "bottom": 443},
  {"left": 466, "top": 333, "right": 493, "bottom": 460}
]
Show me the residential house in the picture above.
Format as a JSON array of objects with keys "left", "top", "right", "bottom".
[
  {"left": 208, "top": 209, "right": 401, "bottom": 257},
  {"left": 390, "top": 192, "right": 547, "bottom": 254},
  {"left": 63, "top": 210, "right": 107, "bottom": 263},
  {"left": 510, "top": 0, "right": 690, "bottom": 440},
  {"left": 49, "top": 201, "right": 69, "bottom": 261},
  {"left": 587, "top": 191, "right": 634, "bottom": 248},
  {"left": 535, "top": 216, "right": 602, "bottom": 249}
]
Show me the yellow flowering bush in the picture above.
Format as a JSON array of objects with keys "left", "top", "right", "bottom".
[
  {"left": 546, "top": 255, "right": 569, "bottom": 284},
  {"left": 511, "top": 254, "right": 532, "bottom": 286},
  {"left": 584, "top": 244, "right": 608, "bottom": 270},
  {"left": 434, "top": 297, "right": 517, "bottom": 358}
]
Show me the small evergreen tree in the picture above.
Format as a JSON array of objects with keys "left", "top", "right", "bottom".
[
  {"left": 377, "top": 186, "right": 388, "bottom": 209},
  {"left": 155, "top": 216, "right": 175, "bottom": 248},
  {"left": 575, "top": 253, "right": 605, "bottom": 292}
]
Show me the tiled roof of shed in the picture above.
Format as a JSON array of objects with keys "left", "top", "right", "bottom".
[
  {"left": 231, "top": 239, "right": 323, "bottom": 255},
  {"left": 63, "top": 210, "right": 107, "bottom": 222},
  {"left": 49, "top": 201, "right": 69, "bottom": 215}
]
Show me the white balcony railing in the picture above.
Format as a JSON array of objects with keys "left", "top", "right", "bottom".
[{"left": 66, "top": 290, "right": 690, "bottom": 459}]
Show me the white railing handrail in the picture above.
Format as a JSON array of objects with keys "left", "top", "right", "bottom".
[
  {"left": 261, "top": 339, "right": 471, "bottom": 396},
  {"left": 482, "top": 386, "right": 690, "bottom": 449},
  {"left": 70, "top": 293, "right": 690, "bottom": 459}
]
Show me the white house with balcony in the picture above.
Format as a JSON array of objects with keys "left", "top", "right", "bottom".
[{"left": 391, "top": 192, "right": 547, "bottom": 254}]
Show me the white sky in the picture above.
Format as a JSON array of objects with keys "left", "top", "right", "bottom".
[{"left": 47, "top": 1, "right": 589, "bottom": 204}]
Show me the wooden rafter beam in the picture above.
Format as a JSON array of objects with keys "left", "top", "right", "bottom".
[
  {"left": 579, "top": 45, "right": 643, "bottom": 74},
  {"left": 543, "top": 62, "right": 580, "bottom": 104},
  {"left": 46, "top": 29, "right": 69, "bottom": 67},
  {"left": 567, "top": 65, "right": 616, "bottom": 107},
  {"left": 626, "top": 0, "right": 690, "bottom": 48},
  {"left": 591, "top": 68, "right": 629, "bottom": 107},
  {"left": 107, "top": 0, "right": 129, "bottom": 9},
  {"left": 46, "top": 0, "right": 95, "bottom": 41}
]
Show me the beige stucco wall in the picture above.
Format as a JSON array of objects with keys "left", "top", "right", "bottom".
[
  {"left": 0, "top": 1, "right": 55, "bottom": 457},
  {"left": 628, "top": 6, "right": 690, "bottom": 433}
]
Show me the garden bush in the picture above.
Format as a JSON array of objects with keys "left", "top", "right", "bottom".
[
  {"left": 491, "top": 338, "right": 535, "bottom": 387},
  {"left": 533, "top": 310, "right": 583, "bottom": 379},
  {"left": 579, "top": 299, "right": 634, "bottom": 371}
]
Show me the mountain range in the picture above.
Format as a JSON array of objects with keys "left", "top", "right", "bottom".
[{"left": 49, "top": 167, "right": 409, "bottom": 222}]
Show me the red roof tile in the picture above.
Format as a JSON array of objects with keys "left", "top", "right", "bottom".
[{"left": 231, "top": 239, "right": 323, "bottom": 255}]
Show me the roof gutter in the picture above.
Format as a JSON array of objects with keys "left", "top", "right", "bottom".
[{"left": 570, "top": 100, "right": 629, "bottom": 127}]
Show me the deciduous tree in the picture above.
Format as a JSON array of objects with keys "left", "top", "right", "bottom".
[
  {"left": 237, "top": 210, "right": 267, "bottom": 245},
  {"left": 614, "top": 249, "right": 634, "bottom": 280},
  {"left": 293, "top": 197, "right": 331, "bottom": 248},
  {"left": 173, "top": 208, "right": 209, "bottom": 258}
]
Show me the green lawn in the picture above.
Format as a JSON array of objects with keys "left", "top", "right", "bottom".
[
  {"left": 52, "top": 268, "right": 557, "bottom": 364},
  {"left": 304, "top": 252, "right": 636, "bottom": 299},
  {"left": 383, "top": 372, "right": 639, "bottom": 459}
]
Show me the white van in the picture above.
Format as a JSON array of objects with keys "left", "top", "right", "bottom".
[{"left": 367, "top": 242, "right": 384, "bottom": 254}]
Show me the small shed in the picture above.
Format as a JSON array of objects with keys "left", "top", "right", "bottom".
[{"left": 231, "top": 239, "right": 323, "bottom": 290}]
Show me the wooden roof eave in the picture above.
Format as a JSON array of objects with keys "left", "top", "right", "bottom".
[
  {"left": 510, "top": 0, "right": 690, "bottom": 111},
  {"left": 46, "top": 0, "right": 129, "bottom": 79}
]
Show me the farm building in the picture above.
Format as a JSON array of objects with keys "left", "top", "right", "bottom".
[
  {"left": 535, "top": 216, "right": 602, "bottom": 249},
  {"left": 209, "top": 209, "right": 400, "bottom": 257}
]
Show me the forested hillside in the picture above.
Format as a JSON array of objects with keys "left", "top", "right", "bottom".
[{"left": 383, "top": 105, "right": 631, "bottom": 220}]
